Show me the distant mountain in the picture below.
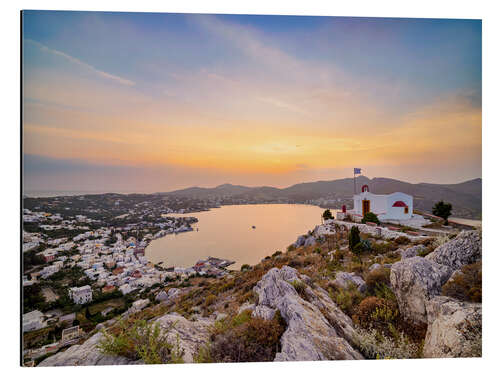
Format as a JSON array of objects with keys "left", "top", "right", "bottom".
[{"left": 162, "top": 177, "right": 482, "bottom": 219}]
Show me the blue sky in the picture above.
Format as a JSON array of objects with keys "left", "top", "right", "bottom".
[{"left": 22, "top": 11, "right": 482, "bottom": 192}]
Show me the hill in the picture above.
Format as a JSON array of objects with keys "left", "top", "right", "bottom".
[{"left": 162, "top": 177, "right": 482, "bottom": 219}]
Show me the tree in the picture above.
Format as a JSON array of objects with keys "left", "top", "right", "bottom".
[
  {"left": 348, "top": 226, "right": 361, "bottom": 251},
  {"left": 322, "top": 209, "right": 333, "bottom": 221},
  {"left": 432, "top": 201, "right": 453, "bottom": 225}
]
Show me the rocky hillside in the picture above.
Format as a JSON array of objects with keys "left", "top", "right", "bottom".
[{"left": 39, "top": 225, "right": 482, "bottom": 366}]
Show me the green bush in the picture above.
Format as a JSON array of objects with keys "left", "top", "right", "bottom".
[
  {"left": 349, "top": 226, "right": 361, "bottom": 251},
  {"left": 240, "top": 264, "right": 251, "bottom": 271},
  {"left": 98, "top": 319, "right": 184, "bottom": 364},
  {"left": 332, "top": 282, "right": 365, "bottom": 316},
  {"left": 361, "top": 212, "right": 380, "bottom": 225},
  {"left": 322, "top": 209, "right": 333, "bottom": 221}
]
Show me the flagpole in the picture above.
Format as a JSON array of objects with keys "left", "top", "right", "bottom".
[{"left": 353, "top": 169, "right": 356, "bottom": 195}]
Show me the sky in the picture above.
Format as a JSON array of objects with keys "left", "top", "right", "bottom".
[{"left": 22, "top": 11, "right": 482, "bottom": 193}]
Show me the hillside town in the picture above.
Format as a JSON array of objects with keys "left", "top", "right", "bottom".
[{"left": 22, "top": 194, "right": 237, "bottom": 364}]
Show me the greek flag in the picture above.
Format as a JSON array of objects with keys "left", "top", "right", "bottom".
[{"left": 354, "top": 168, "right": 362, "bottom": 175}]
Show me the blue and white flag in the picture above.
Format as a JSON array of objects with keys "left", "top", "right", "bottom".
[{"left": 354, "top": 168, "right": 362, "bottom": 175}]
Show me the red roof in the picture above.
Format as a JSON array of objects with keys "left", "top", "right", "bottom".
[{"left": 392, "top": 201, "right": 408, "bottom": 207}]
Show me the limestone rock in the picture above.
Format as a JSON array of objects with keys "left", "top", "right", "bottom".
[
  {"left": 155, "top": 290, "right": 168, "bottom": 302},
  {"left": 426, "top": 230, "right": 481, "bottom": 270},
  {"left": 253, "top": 266, "right": 363, "bottom": 361},
  {"left": 390, "top": 257, "right": 452, "bottom": 324},
  {"left": 423, "top": 296, "right": 482, "bottom": 358},
  {"left": 294, "top": 235, "right": 307, "bottom": 247},
  {"left": 154, "top": 313, "right": 213, "bottom": 363},
  {"left": 38, "top": 332, "right": 143, "bottom": 366},
  {"left": 400, "top": 244, "right": 426, "bottom": 259},
  {"left": 332, "top": 272, "right": 366, "bottom": 293},
  {"left": 304, "top": 236, "right": 316, "bottom": 247}
]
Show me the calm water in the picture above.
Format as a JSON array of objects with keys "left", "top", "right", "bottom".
[{"left": 146, "top": 204, "right": 331, "bottom": 269}]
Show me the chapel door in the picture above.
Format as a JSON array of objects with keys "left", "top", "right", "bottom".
[{"left": 362, "top": 200, "right": 370, "bottom": 216}]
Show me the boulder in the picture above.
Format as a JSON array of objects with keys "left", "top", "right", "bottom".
[
  {"left": 423, "top": 296, "right": 482, "bottom": 358},
  {"left": 304, "top": 236, "right": 316, "bottom": 247},
  {"left": 253, "top": 266, "right": 363, "bottom": 361},
  {"left": 426, "top": 230, "right": 481, "bottom": 270},
  {"left": 400, "top": 244, "right": 426, "bottom": 259},
  {"left": 390, "top": 257, "right": 452, "bottom": 324},
  {"left": 155, "top": 290, "right": 168, "bottom": 302},
  {"left": 154, "top": 313, "right": 214, "bottom": 363},
  {"left": 294, "top": 235, "right": 307, "bottom": 247},
  {"left": 332, "top": 272, "right": 366, "bottom": 293},
  {"left": 38, "top": 332, "right": 143, "bottom": 366}
]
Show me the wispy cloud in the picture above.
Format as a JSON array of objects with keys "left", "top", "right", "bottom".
[{"left": 25, "top": 39, "right": 135, "bottom": 86}]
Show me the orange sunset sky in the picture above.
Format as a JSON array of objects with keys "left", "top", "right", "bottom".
[{"left": 22, "top": 12, "right": 481, "bottom": 193}]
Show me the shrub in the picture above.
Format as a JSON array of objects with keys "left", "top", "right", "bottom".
[
  {"left": 394, "top": 236, "right": 410, "bottom": 245},
  {"left": 353, "top": 296, "right": 398, "bottom": 330},
  {"left": 98, "top": 319, "right": 184, "bottom": 364},
  {"left": 365, "top": 267, "right": 391, "bottom": 294},
  {"left": 204, "top": 294, "right": 217, "bottom": 307},
  {"left": 287, "top": 245, "right": 296, "bottom": 252},
  {"left": 288, "top": 259, "right": 303, "bottom": 268},
  {"left": 303, "top": 256, "right": 315, "bottom": 266},
  {"left": 381, "top": 251, "right": 401, "bottom": 264},
  {"left": 348, "top": 226, "right": 361, "bottom": 251},
  {"left": 353, "top": 327, "right": 420, "bottom": 359},
  {"left": 442, "top": 262, "right": 482, "bottom": 302},
  {"left": 371, "top": 241, "right": 397, "bottom": 255},
  {"left": 288, "top": 280, "right": 307, "bottom": 298},
  {"left": 332, "top": 283, "right": 365, "bottom": 317},
  {"left": 361, "top": 212, "right": 380, "bottom": 225},
  {"left": 240, "top": 264, "right": 251, "bottom": 271},
  {"left": 322, "top": 209, "right": 333, "bottom": 221},
  {"left": 272, "top": 251, "right": 282, "bottom": 257},
  {"left": 417, "top": 247, "right": 433, "bottom": 257},
  {"left": 204, "top": 310, "right": 286, "bottom": 362}
]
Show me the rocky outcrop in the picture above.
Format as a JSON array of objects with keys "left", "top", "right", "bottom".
[
  {"left": 154, "top": 313, "right": 213, "bottom": 363},
  {"left": 423, "top": 297, "right": 482, "bottom": 358},
  {"left": 400, "top": 244, "right": 426, "bottom": 259},
  {"left": 253, "top": 266, "right": 363, "bottom": 361},
  {"left": 332, "top": 272, "right": 366, "bottom": 293},
  {"left": 390, "top": 230, "right": 482, "bottom": 325},
  {"left": 39, "top": 312, "right": 213, "bottom": 366},
  {"left": 390, "top": 257, "right": 452, "bottom": 324},
  {"left": 426, "top": 230, "right": 481, "bottom": 270},
  {"left": 38, "top": 332, "right": 143, "bottom": 366},
  {"left": 156, "top": 288, "right": 181, "bottom": 303}
]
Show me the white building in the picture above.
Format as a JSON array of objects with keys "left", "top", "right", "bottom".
[
  {"left": 68, "top": 285, "right": 92, "bottom": 304},
  {"left": 347, "top": 184, "right": 414, "bottom": 222}
]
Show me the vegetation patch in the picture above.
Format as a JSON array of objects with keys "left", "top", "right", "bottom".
[
  {"left": 197, "top": 310, "right": 286, "bottom": 363},
  {"left": 98, "top": 319, "right": 184, "bottom": 364},
  {"left": 442, "top": 261, "right": 482, "bottom": 303}
]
